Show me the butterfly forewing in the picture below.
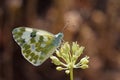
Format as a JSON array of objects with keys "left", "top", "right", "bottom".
[{"left": 12, "top": 27, "right": 59, "bottom": 66}]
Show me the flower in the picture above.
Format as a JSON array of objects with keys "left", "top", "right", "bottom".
[{"left": 50, "top": 42, "right": 89, "bottom": 74}]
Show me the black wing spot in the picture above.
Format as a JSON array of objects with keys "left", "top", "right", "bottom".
[{"left": 30, "top": 31, "right": 36, "bottom": 37}]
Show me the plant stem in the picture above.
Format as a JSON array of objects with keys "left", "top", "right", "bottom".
[{"left": 70, "top": 68, "right": 73, "bottom": 80}]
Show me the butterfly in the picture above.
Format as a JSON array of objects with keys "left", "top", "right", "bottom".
[{"left": 12, "top": 27, "right": 63, "bottom": 66}]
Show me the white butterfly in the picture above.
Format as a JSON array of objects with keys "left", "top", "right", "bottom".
[{"left": 12, "top": 27, "right": 63, "bottom": 66}]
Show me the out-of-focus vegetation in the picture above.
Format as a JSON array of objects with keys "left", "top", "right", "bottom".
[{"left": 0, "top": 0, "right": 120, "bottom": 80}]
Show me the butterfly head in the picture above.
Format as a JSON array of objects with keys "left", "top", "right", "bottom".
[
  {"left": 55, "top": 32, "right": 63, "bottom": 39},
  {"left": 54, "top": 33, "right": 63, "bottom": 47}
]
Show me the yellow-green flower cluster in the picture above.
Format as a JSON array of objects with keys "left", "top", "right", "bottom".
[{"left": 50, "top": 42, "right": 89, "bottom": 74}]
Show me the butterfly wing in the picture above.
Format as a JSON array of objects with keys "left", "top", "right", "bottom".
[{"left": 12, "top": 27, "right": 59, "bottom": 66}]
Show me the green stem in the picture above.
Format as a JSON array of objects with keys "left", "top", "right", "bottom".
[{"left": 70, "top": 68, "right": 73, "bottom": 80}]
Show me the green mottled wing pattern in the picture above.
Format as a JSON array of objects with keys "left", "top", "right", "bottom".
[{"left": 12, "top": 27, "right": 59, "bottom": 66}]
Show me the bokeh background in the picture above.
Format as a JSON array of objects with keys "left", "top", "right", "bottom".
[{"left": 1, "top": 0, "right": 120, "bottom": 80}]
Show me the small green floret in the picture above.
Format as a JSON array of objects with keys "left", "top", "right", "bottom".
[
  {"left": 65, "top": 70, "right": 70, "bottom": 74},
  {"left": 56, "top": 66, "right": 64, "bottom": 71},
  {"left": 50, "top": 56, "right": 61, "bottom": 65}
]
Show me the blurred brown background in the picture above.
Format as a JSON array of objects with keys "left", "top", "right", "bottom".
[{"left": 0, "top": 0, "right": 120, "bottom": 80}]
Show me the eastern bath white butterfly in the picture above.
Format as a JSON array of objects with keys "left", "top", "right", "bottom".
[{"left": 12, "top": 27, "right": 63, "bottom": 66}]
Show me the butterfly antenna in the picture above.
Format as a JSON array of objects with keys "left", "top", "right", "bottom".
[
  {"left": 61, "top": 23, "right": 69, "bottom": 33},
  {"left": 62, "top": 39, "right": 65, "bottom": 43}
]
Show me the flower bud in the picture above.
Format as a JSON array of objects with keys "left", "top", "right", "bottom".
[
  {"left": 56, "top": 66, "right": 64, "bottom": 71},
  {"left": 65, "top": 70, "right": 70, "bottom": 74},
  {"left": 56, "top": 50, "right": 61, "bottom": 57},
  {"left": 80, "top": 64, "right": 88, "bottom": 69},
  {"left": 74, "top": 46, "right": 84, "bottom": 57},
  {"left": 72, "top": 42, "right": 79, "bottom": 53},
  {"left": 50, "top": 56, "right": 61, "bottom": 65},
  {"left": 80, "top": 56, "right": 89, "bottom": 65}
]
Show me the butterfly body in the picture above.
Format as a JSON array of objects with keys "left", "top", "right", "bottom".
[{"left": 12, "top": 27, "right": 63, "bottom": 66}]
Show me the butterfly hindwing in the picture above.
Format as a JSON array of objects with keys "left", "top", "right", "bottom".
[{"left": 12, "top": 27, "right": 60, "bottom": 66}]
